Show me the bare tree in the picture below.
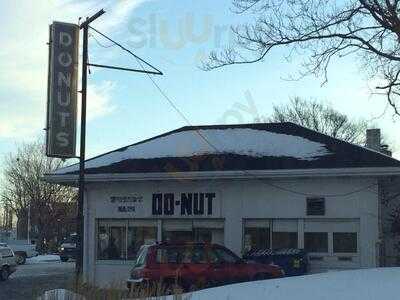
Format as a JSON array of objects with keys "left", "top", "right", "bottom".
[
  {"left": 203, "top": 0, "right": 400, "bottom": 116},
  {"left": 257, "top": 97, "right": 368, "bottom": 144},
  {"left": 0, "top": 141, "right": 76, "bottom": 251}
]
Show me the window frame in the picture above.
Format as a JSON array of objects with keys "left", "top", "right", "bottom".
[
  {"left": 272, "top": 231, "right": 298, "bottom": 250},
  {"left": 243, "top": 219, "right": 301, "bottom": 253},
  {"left": 332, "top": 232, "right": 358, "bottom": 255},
  {"left": 95, "top": 219, "right": 157, "bottom": 262},
  {"left": 243, "top": 219, "right": 271, "bottom": 253},
  {"left": 304, "top": 232, "right": 329, "bottom": 254}
]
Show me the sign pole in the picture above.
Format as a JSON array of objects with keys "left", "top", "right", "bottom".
[
  {"left": 76, "top": 9, "right": 105, "bottom": 277},
  {"left": 47, "top": 8, "right": 162, "bottom": 280}
]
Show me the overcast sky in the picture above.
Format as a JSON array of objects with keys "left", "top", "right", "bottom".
[{"left": 0, "top": 0, "right": 399, "bottom": 173}]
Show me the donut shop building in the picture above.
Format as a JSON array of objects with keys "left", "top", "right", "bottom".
[{"left": 45, "top": 123, "right": 400, "bottom": 287}]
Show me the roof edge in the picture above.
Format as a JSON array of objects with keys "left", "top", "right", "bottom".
[{"left": 44, "top": 167, "right": 400, "bottom": 186}]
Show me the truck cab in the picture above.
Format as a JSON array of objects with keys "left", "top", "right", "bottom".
[
  {"left": 59, "top": 234, "right": 77, "bottom": 262},
  {"left": 0, "top": 245, "right": 17, "bottom": 281}
]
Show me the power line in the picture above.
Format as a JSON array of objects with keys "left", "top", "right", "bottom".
[
  {"left": 89, "top": 26, "right": 162, "bottom": 75},
  {"left": 88, "top": 27, "right": 380, "bottom": 198},
  {"left": 89, "top": 33, "right": 115, "bottom": 48}
]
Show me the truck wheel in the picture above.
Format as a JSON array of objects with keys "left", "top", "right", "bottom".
[
  {"left": 60, "top": 257, "right": 69, "bottom": 262},
  {"left": 0, "top": 267, "right": 9, "bottom": 281},
  {"left": 15, "top": 253, "right": 26, "bottom": 265}
]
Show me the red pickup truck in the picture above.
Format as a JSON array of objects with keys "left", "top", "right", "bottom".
[{"left": 127, "top": 242, "right": 284, "bottom": 294}]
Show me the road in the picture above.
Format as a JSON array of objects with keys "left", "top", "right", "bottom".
[{"left": 0, "top": 261, "right": 75, "bottom": 300}]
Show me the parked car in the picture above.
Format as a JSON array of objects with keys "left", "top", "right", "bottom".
[
  {"left": 4, "top": 241, "right": 38, "bottom": 265},
  {"left": 127, "top": 242, "right": 284, "bottom": 294},
  {"left": 59, "top": 234, "right": 77, "bottom": 262},
  {"left": 243, "top": 248, "right": 308, "bottom": 276},
  {"left": 0, "top": 245, "right": 17, "bottom": 281}
]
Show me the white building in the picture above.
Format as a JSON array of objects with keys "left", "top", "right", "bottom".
[{"left": 46, "top": 123, "right": 400, "bottom": 287}]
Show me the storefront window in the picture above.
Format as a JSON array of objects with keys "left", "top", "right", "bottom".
[
  {"left": 304, "top": 232, "right": 328, "bottom": 253},
  {"left": 272, "top": 232, "right": 298, "bottom": 249},
  {"left": 97, "top": 219, "right": 156, "bottom": 261},
  {"left": 243, "top": 219, "right": 271, "bottom": 252},
  {"left": 162, "top": 220, "right": 224, "bottom": 244},
  {"left": 162, "top": 220, "right": 193, "bottom": 242},
  {"left": 244, "top": 228, "right": 270, "bottom": 252},
  {"left": 163, "top": 230, "right": 193, "bottom": 242},
  {"left": 127, "top": 225, "right": 157, "bottom": 260},
  {"left": 333, "top": 232, "right": 357, "bottom": 253},
  {"left": 97, "top": 224, "right": 109, "bottom": 260},
  {"left": 194, "top": 228, "right": 212, "bottom": 243},
  {"left": 272, "top": 219, "right": 298, "bottom": 250},
  {"left": 97, "top": 221, "right": 126, "bottom": 260},
  {"left": 109, "top": 225, "right": 126, "bottom": 260}
]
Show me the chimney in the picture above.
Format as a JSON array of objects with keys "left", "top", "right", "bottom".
[{"left": 366, "top": 129, "right": 381, "bottom": 152}]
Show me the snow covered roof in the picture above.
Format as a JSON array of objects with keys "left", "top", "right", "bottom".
[{"left": 52, "top": 122, "right": 400, "bottom": 176}]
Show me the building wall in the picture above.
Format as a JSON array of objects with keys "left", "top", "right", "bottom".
[{"left": 82, "top": 176, "right": 379, "bottom": 287}]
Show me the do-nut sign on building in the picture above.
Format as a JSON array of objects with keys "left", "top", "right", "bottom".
[{"left": 46, "top": 22, "right": 79, "bottom": 158}]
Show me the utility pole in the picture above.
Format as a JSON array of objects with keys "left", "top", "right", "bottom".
[
  {"left": 27, "top": 202, "right": 30, "bottom": 244},
  {"left": 74, "top": 8, "right": 162, "bottom": 278},
  {"left": 76, "top": 9, "right": 105, "bottom": 276}
]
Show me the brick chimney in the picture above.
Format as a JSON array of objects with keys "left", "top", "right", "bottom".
[{"left": 366, "top": 129, "right": 381, "bottom": 152}]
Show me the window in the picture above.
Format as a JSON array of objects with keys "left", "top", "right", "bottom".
[
  {"left": 127, "top": 224, "right": 157, "bottom": 260},
  {"left": 194, "top": 228, "right": 212, "bottom": 243},
  {"left": 272, "top": 232, "right": 298, "bottom": 249},
  {"left": 213, "top": 247, "right": 240, "bottom": 263},
  {"left": 243, "top": 220, "right": 271, "bottom": 252},
  {"left": 156, "top": 247, "right": 180, "bottom": 264},
  {"left": 186, "top": 247, "right": 207, "bottom": 264},
  {"left": 162, "top": 220, "right": 193, "bottom": 243},
  {"left": 97, "top": 222, "right": 126, "bottom": 260},
  {"left": 97, "top": 219, "right": 157, "bottom": 261},
  {"left": 307, "top": 198, "right": 325, "bottom": 216},
  {"left": 62, "top": 235, "right": 77, "bottom": 245},
  {"left": 135, "top": 246, "right": 149, "bottom": 267},
  {"left": 0, "top": 248, "right": 13, "bottom": 258},
  {"left": 194, "top": 247, "right": 208, "bottom": 263},
  {"left": 162, "top": 220, "right": 224, "bottom": 244},
  {"left": 333, "top": 232, "right": 357, "bottom": 253},
  {"left": 304, "top": 232, "right": 328, "bottom": 253},
  {"left": 156, "top": 246, "right": 208, "bottom": 264},
  {"left": 272, "top": 219, "right": 298, "bottom": 250},
  {"left": 243, "top": 219, "right": 300, "bottom": 252}
]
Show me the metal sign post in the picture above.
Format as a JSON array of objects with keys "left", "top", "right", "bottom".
[{"left": 47, "top": 8, "right": 163, "bottom": 278}]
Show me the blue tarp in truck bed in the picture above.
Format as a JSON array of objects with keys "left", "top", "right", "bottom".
[{"left": 243, "top": 248, "right": 308, "bottom": 276}]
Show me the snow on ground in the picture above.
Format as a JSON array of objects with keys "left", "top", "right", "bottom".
[
  {"left": 56, "top": 128, "right": 330, "bottom": 174},
  {"left": 26, "top": 254, "right": 60, "bottom": 264},
  {"left": 177, "top": 268, "right": 400, "bottom": 300},
  {"left": 11, "top": 261, "right": 74, "bottom": 279}
]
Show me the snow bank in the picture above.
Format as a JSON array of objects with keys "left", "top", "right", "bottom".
[
  {"left": 56, "top": 128, "right": 330, "bottom": 174},
  {"left": 179, "top": 268, "right": 400, "bottom": 300},
  {"left": 37, "top": 289, "right": 84, "bottom": 300},
  {"left": 27, "top": 254, "right": 60, "bottom": 264}
]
